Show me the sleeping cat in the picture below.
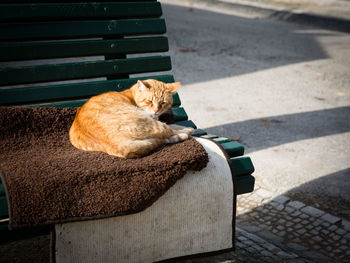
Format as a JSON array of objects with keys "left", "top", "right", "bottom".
[{"left": 69, "top": 79, "right": 194, "bottom": 158}]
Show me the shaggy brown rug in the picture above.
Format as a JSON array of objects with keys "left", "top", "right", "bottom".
[{"left": 0, "top": 107, "right": 208, "bottom": 229}]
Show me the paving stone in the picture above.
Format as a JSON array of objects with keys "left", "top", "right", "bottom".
[
  {"left": 321, "top": 229, "right": 330, "bottom": 235},
  {"left": 255, "top": 189, "right": 273, "bottom": 199},
  {"left": 285, "top": 207, "right": 295, "bottom": 214},
  {"left": 321, "top": 213, "right": 341, "bottom": 224},
  {"left": 276, "top": 231, "right": 286, "bottom": 237},
  {"left": 344, "top": 233, "right": 350, "bottom": 240},
  {"left": 301, "top": 250, "right": 329, "bottom": 261},
  {"left": 332, "top": 234, "right": 341, "bottom": 241},
  {"left": 322, "top": 222, "right": 331, "bottom": 228},
  {"left": 329, "top": 225, "right": 337, "bottom": 232},
  {"left": 286, "top": 242, "right": 307, "bottom": 251},
  {"left": 286, "top": 222, "right": 294, "bottom": 227},
  {"left": 287, "top": 201, "right": 306, "bottom": 210},
  {"left": 277, "top": 219, "right": 286, "bottom": 224},
  {"left": 312, "top": 219, "right": 323, "bottom": 226},
  {"left": 310, "top": 229, "right": 318, "bottom": 235},
  {"left": 257, "top": 230, "right": 284, "bottom": 244},
  {"left": 340, "top": 238, "right": 347, "bottom": 244},
  {"left": 291, "top": 211, "right": 301, "bottom": 217},
  {"left": 297, "top": 229, "right": 307, "bottom": 235},
  {"left": 339, "top": 245, "right": 348, "bottom": 250},
  {"left": 312, "top": 236, "right": 322, "bottom": 242},
  {"left": 301, "top": 206, "right": 325, "bottom": 218},
  {"left": 341, "top": 219, "right": 350, "bottom": 231},
  {"left": 276, "top": 251, "right": 297, "bottom": 259},
  {"left": 276, "top": 225, "right": 284, "bottom": 231},
  {"left": 272, "top": 195, "right": 290, "bottom": 204},
  {"left": 295, "top": 223, "right": 303, "bottom": 229},
  {"left": 293, "top": 218, "right": 302, "bottom": 223}
]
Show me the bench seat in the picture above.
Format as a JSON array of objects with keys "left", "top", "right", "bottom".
[{"left": 0, "top": 0, "right": 255, "bottom": 243}]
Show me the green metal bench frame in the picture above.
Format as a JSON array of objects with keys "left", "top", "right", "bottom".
[{"left": 0, "top": 0, "right": 255, "bottom": 242}]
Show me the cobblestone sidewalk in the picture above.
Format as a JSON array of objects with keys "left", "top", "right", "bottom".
[
  {"left": 177, "top": 187, "right": 350, "bottom": 263},
  {"left": 236, "top": 187, "right": 350, "bottom": 263}
]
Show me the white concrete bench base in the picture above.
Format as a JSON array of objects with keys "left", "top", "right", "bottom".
[{"left": 53, "top": 138, "right": 234, "bottom": 263}]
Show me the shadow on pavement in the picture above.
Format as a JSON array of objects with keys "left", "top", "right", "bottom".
[
  {"left": 162, "top": 3, "right": 329, "bottom": 85},
  {"left": 204, "top": 106, "right": 350, "bottom": 153}
]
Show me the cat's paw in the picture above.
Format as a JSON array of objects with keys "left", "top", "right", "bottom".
[
  {"left": 168, "top": 133, "right": 189, "bottom": 143},
  {"left": 180, "top": 127, "right": 194, "bottom": 135}
]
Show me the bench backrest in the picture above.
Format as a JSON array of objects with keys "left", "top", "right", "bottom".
[{"left": 0, "top": 0, "right": 183, "bottom": 109}]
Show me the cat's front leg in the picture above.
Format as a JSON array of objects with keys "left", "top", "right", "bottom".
[{"left": 168, "top": 124, "right": 194, "bottom": 136}]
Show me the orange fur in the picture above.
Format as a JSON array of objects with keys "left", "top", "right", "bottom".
[{"left": 69, "top": 79, "right": 194, "bottom": 158}]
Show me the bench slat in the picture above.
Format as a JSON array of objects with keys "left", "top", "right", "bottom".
[
  {"left": 0, "top": 2, "right": 162, "bottom": 22},
  {"left": 172, "top": 107, "right": 188, "bottom": 122},
  {"left": 231, "top": 157, "right": 255, "bottom": 177},
  {"left": 0, "top": 37, "right": 168, "bottom": 61},
  {"left": 237, "top": 175, "right": 255, "bottom": 195},
  {"left": 174, "top": 120, "right": 197, "bottom": 129},
  {"left": 0, "top": 18, "right": 166, "bottom": 41},
  {"left": 0, "top": 75, "right": 175, "bottom": 106},
  {"left": 221, "top": 141, "right": 245, "bottom": 157},
  {"left": 30, "top": 94, "right": 181, "bottom": 108},
  {"left": 213, "top": 137, "right": 231, "bottom": 143},
  {"left": 0, "top": 196, "right": 8, "bottom": 220},
  {"left": 0, "top": 184, "right": 4, "bottom": 197},
  {"left": 172, "top": 92, "right": 181, "bottom": 107},
  {"left": 193, "top": 129, "right": 207, "bottom": 137},
  {"left": 0, "top": 56, "right": 171, "bottom": 86}
]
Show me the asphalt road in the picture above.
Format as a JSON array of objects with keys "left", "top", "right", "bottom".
[{"left": 156, "top": 2, "right": 350, "bottom": 218}]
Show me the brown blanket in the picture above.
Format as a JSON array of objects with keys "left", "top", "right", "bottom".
[{"left": 0, "top": 107, "right": 208, "bottom": 229}]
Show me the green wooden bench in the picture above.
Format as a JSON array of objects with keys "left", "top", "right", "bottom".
[{"left": 0, "top": 0, "right": 255, "bottom": 242}]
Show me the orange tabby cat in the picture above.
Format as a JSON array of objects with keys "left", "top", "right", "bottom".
[{"left": 69, "top": 79, "right": 194, "bottom": 158}]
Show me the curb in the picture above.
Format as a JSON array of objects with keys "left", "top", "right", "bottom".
[{"left": 161, "top": 0, "right": 350, "bottom": 33}]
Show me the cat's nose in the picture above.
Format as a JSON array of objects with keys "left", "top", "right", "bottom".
[{"left": 153, "top": 107, "right": 160, "bottom": 114}]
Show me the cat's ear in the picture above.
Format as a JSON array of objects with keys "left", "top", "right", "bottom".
[
  {"left": 167, "top": 82, "right": 181, "bottom": 93},
  {"left": 137, "top": 80, "right": 148, "bottom": 91}
]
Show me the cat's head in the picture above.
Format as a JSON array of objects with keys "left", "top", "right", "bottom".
[{"left": 133, "top": 79, "right": 180, "bottom": 119}]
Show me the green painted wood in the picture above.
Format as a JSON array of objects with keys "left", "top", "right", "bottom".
[
  {"left": 0, "top": 184, "right": 4, "bottom": 196},
  {"left": 0, "top": 0, "right": 157, "bottom": 3},
  {"left": 237, "top": 175, "right": 255, "bottom": 195},
  {"left": 171, "top": 107, "right": 188, "bottom": 122},
  {"left": 0, "top": 221, "right": 8, "bottom": 232},
  {"left": 0, "top": 2, "right": 162, "bottom": 22},
  {"left": 174, "top": 120, "right": 197, "bottom": 129},
  {"left": 35, "top": 100, "right": 88, "bottom": 108},
  {"left": 213, "top": 137, "right": 231, "bottom": 144},
  {"left": 0, "top": 56, "right": 171, "bottom": 86},
  {"left": 201, "top": 134, "right": 219, "bottom": 139},
  {"left": 193, "top": 129, "right": 207, "bottom": 137},
  {"left": 231, "top": 157, "right": 255, "bottom": 177},
  {"left": 221, "top": 141, "right": 245, "bottom": 157},
  {"left": 0, "top": 225, "right": 51, "bottom": 243},
  {"left": 0, "top": 75, "right": 175, "bottom": 106},
  {"left": 172, "top": 92, "right": 181, "bottom": 107},
  {"left": 0, "top": 196, "right": 8, "bottom": 219},
  {"left": 0, "top": 18, "right": 166, "bottom": 41},
  {"left": 0, "top": 37, "right": 168, "bottom": 61}
]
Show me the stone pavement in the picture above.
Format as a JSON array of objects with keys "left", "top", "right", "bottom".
[
  {"left": 176, "top": 187, "right": 350, "bottom": 263},
  {"left": 236, "top": 188, "right": 350, "bottom": 263},
  {"left": 161, "top": 0, "right": 350, "bottom": 32}
]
